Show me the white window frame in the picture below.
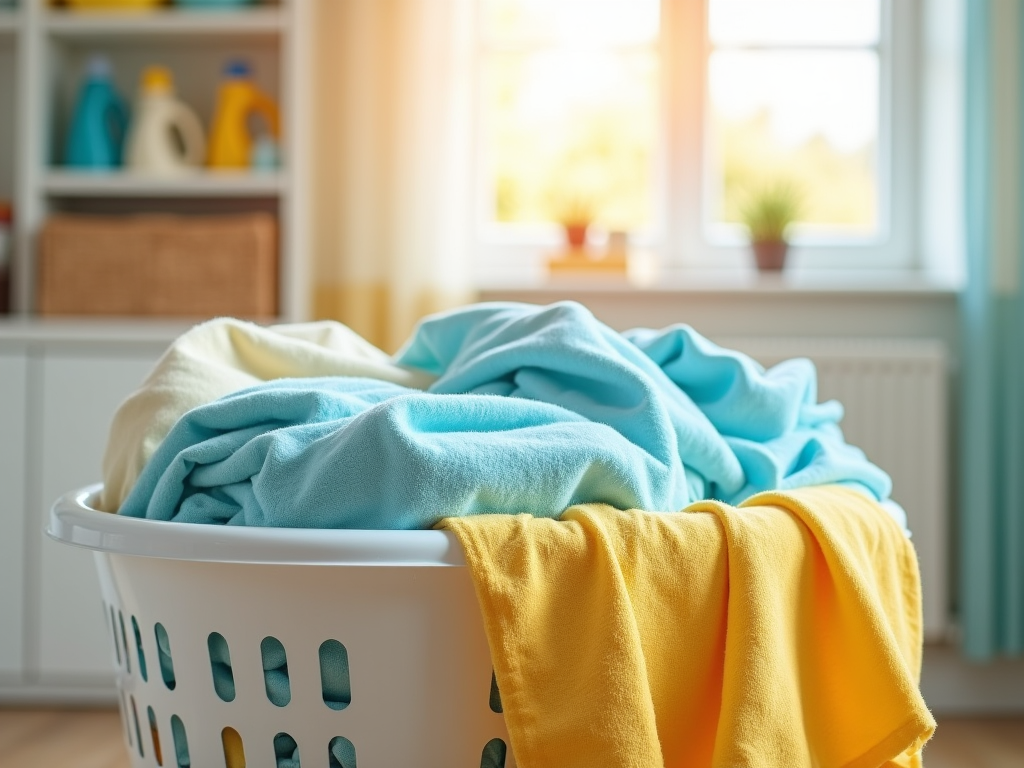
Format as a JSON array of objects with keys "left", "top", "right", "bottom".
[{"left": 474, "top": 0, "right": 921, "bottom": 282}]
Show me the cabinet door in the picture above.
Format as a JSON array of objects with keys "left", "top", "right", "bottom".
[
  {"left": 0, "top": 352, "right": 27, "bottom": 677},
  {"left": 36, "top": 352, "right": 160, "bottom": 681}
]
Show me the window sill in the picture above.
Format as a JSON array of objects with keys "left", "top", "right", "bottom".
[
  {"left": 477, "top": 267, "right": 961, "bottom": 344},
  {"left": 477, "top": 267, "right": 961, "bottom": 299}
]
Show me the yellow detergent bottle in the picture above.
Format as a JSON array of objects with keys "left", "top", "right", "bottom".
[{"left": 207, "top": 59, "right": 280, "bottom": 169}]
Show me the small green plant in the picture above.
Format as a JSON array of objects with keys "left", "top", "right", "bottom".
[
  {"left": 553, "top": 189, "right": 598, "bottom": 227},
  {"left": 738, "top": 182, "right": 803, "bottom": 243}
]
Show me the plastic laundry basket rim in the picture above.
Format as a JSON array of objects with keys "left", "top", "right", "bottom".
[{"left": 47, "top": 484, "right": 467, "bottom": 567}]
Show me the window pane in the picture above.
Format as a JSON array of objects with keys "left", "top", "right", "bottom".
[
  {"left": 708, "top": 50, "right": 879, "bottom": 236},
  {"left": 483, "top": 47, "right": 658, "bottom": 228},
  {"left": 709, "top": 0, "right": 880, "bottom": 47},
  {"left": 483, "top": 0, "right": 659, "bottom": 47}
]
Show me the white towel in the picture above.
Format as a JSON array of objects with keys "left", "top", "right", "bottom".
[{"left": 100, "top": 317, "right": 435, "bottom": 512}]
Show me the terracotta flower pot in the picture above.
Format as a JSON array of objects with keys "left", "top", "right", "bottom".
[
  {"left": 564, "top": 222, "right": 589, "bottom": 249},
  {"left": 751, "top": 240, "right": 788, "bottom": 271}
]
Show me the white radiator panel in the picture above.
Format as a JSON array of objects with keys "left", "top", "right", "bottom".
[{"left": 717, "top": 338, "right": 950, "bottom": 641}]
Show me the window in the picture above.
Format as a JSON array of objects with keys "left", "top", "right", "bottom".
[
  {"left": 479, "top": 0, "right": 660, "bottom": 233},
  {"left": 477, "top": 0, "right": 919, "bottom": 277},
  {"left": 707, "top": 1, "right": 882, "bottom": 238}
]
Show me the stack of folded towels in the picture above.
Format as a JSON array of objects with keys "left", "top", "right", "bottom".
[{"left": 104, "top": 301, "right": 934, "bottom": 768}]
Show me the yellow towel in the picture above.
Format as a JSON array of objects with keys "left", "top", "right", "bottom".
[{"left": 441, "top": 485, "right": 934, "bottom": 768}]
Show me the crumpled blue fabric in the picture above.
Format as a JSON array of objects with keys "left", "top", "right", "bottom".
[{"left": 118, "top": 301, "right": 891, "bottom": 529}]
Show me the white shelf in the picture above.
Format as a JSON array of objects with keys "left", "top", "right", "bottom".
[
  {"left": 44, "top": 7, "right": 286, "bottom": 39},
  {"left": 43, "top": 170, "right": 287, "bottom": 197}
]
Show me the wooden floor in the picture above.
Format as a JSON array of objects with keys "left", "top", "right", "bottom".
[{"left": 0, "top": 708, "right": 1022, "bottom": 767}]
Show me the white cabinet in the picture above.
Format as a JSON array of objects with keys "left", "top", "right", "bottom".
[
  {"left": 0, "top": 324, "right": 177, "bottom": 701},
  {"left": 36, "top": 352, "right": 160, "bottom": 682},
  {"left": 0, "top": 351, "right": 27, "bottom": 677}
]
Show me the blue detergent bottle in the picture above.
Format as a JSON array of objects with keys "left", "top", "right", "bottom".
[{"left": 64, "top": 55, "right": 129, "bottom": 169}]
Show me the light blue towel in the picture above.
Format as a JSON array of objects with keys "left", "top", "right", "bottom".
[{"left": 119, "top": 302, "right": 891, "bottom": 529}]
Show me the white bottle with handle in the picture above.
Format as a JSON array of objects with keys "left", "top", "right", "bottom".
[{"left": 125, "top": 66, "right": 206, "bottom": 176}]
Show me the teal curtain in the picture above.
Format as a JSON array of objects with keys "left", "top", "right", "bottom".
[{"left": 961, "top": 0, "right": 1024, "bottom": 659}]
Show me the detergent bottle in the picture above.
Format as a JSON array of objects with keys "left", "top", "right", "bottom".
[
  {"left": 125, "top": 66, "right": 206, "bottom": 176},
  {"left": 64, "top": 55, "right": 129, "bottom": 169},
  {"left": 207, "top": 60, "right": 280, "bottom": 169}
]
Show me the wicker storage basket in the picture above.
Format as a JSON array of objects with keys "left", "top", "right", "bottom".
[{"left": 38, "top": 213, "right": 277, "bottom": 317}]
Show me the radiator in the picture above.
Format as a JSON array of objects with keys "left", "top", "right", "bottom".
[{"left": 717, "top": 337, "right": 950, "bottom": 641}]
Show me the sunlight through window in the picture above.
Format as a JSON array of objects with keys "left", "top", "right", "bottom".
[
  {"left": 707, "top": 0, "right": 882, "bottom": 238},
  {"left": 481, "top": 0, "right": 660, "bottom": 231},
  {"left": 479, "top": 0, "right": 895, "bottom": 263}
]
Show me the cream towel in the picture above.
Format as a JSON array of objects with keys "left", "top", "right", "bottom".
[{"left": 100, "top": 317, "right": 435, "bottom": 511}]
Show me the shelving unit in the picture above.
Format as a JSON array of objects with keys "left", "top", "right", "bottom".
[
  {"left": 43, "top": 6, "right": 287, "bottom": 37},
  {"left": 43, "top": 168, "right": 288, "bottom": 196},
  {"left": 6, "top": 0, "right": 310, "bottom": 321}
]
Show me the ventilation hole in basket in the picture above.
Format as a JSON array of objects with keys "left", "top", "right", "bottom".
[
  {"left": 170, "top": 715, "right": 190, "bottom": 768},
  {"left": 118, "top": 611, "right": 132, "bottom": 675},
  {"left": 318, "top": 640, "right": 351, "bottom": 711},
  {"left": 261, "top": 636, "right": 291, "bottom": 707},
  {"left": 132, "top": 616, "right": 149, "bottom": 682},
  {"left": 155, "top": 623, "right": 177, "bottom": 690},
  {"left": 327, "top": 736, "right": 356, "bottom": 768},
  {"left": 147, "top": 706, "right": 164, "bottom": 766},
  {"left": 130, "top": 695, "right": 145, "bottom": 758},
  {"left": 110, "top": 606, "right": 121, "bottom": 666},
  {"left": 120, "top": 690, "right": 132, "bottom": 747},
  {"left": 208, "top": 632, "right": 236, "bottom": 702},
  {"left": 274, "top": 731, "right": 300, "bottom": 767},
  {"left": 489, "top": 669, "right": 503, "bottom": 713},
  {"left": 480, "top": 738, "right": 507, "bottom": 768},
  {"left": 102, "top": 600, "right": 110, "bottom": 647},
  {"left": 222, "top": 727, "right": 246, "bottom": 768}
]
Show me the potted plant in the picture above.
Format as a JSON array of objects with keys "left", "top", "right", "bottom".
[
  {"left": 738, "top": 182, "right": 802, "bottom": 271},
  {"left": 555, "top": 192, "right": 597, "bottom": 250}
]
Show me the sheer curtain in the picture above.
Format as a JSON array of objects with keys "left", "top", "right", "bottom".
[
  {"left": 311, "top": 0, "right": 478, "bottom": 352},
  {"left": 960, "top": 0, "right": 1024, "bottom": 660}
]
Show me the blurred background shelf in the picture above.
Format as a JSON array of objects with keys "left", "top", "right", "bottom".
[
  {"left": 43, "top": 7, "right": 286, "bottom": 38},
  {"left": 0, "top": 11, "right": 19, "bottom": 34},
  {"left": 3, "top": 1, "right": 310, "bottom": 321},
  {"left": 43, "top": 170, "right": 287, "bottom": 197}
]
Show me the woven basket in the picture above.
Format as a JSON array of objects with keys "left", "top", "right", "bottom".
[{"left": 38, "top": 213, "right": 278, "bottom": 318}]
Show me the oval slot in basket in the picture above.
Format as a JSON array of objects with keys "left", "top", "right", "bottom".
[
  {"left": 328, "top": 735, "right": 356, "bottom": 768},
  {"left": 154, "top": 623, "right": 176, "bottom": 690},
  {"left": 481, "top": 738, "right": 507, "bottom": 768},
  {"left": 319, "top": 640, "right": 351, "bottom": 711},
  {"left": 170, "top": 715, "right": 190, "bottom": 768},
  {"left": 274, "top": 731, "right": 300, "bottom": 767},
  {"left": 132, "top": 616, "right": 148, "bottom": 682},
  {"left": 147, "top": 706, "right": 164, "bottom": 766},
  {"left": 109, "top": 605, "right": 121, "bottom": 666},
  {"left": 489, "top": 669, "right": 503, "bottom": 713},
  {"left": 222, "top": 727, "right": 245, "bottom": 768},
  {"left": 261, "top": 636, "right": 291, "bottom": 707},
  {"left": 129, "top": 695, "right": 144, "bottom": 758},
  {"left": 118, "top": 611, "right": 132, "bottom": 674},
  {"left": 208, "top": 632, "right": 237, "bottom": 702},
  {"left": 120, "top": 690, "right": 132, "bottom": 747}
]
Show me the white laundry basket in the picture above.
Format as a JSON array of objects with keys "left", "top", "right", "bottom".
[{"left": 48, "top": 485, "right": 514, "bottom": 768}]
